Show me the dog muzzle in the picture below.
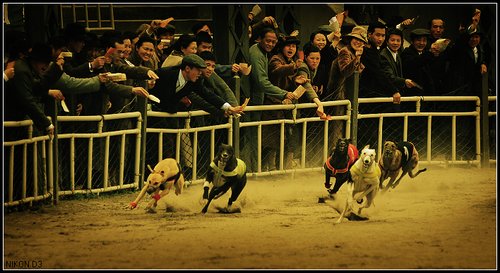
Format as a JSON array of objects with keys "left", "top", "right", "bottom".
[{"left": 362, "top": 158, "right": 372, "bottom": 168}]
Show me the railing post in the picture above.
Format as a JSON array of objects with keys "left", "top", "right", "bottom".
[
  {"left": 347, "top": 71, "right": 360, "bottom": 147},
  {"left": 51, "top": 102, "right": 59, "bottom": 205},
  {"left": 233, "top": 75, "right": 241, "bottom": 157},
  {"left": 480, "top": 73, "right": 490, "bottom": 168},
  {"left": 233, "top": 116, "right": 241, "bottom": 158},
  {"left": 137, "top": 81, "right": 149, "bottom": 189}
]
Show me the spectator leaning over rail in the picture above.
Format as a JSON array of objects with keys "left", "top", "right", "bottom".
[
  {"left": 380, "top": 28, "right": 418, "bottom": 110},
  {"left": 326, "top": 26, "right": 367, "bottom": 148},
  {"left": 359, "top": 21, "right": 400, "bottom": 115},
  {"left": 4, "top": 43, "right": 58, "bottom": 140},
  {"left": 265, "top": 34, "right": 303, "bottom": 171},
  {"left": 145, "top": 54, "right": 244, "bottom": 165},
  {"left": 243, "top": 27, "right": 297, "bottom": 172},
  {"left": 401, "top": 28, "right": 436, "bottom": 97},
  {"left": 425, "top": 18, "right": 453, "bottom": 95}
]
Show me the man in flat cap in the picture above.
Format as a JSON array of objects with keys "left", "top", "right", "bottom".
[
  {"left": 149, "top": 54, "right": 243, "bottom": 115},
  {"left": 146, "top": 54, "right": 244, "bottom": 166}
]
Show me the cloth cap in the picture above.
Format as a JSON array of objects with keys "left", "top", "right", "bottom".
[
  {"left": 410, "top": 28, "right": 430, "bottom": 40},
  {"left": 182, "top": 54, "right": 207, "bottom": 68},
  {"left": 345, "top": 26, "right": 368, "bottom": 43}
]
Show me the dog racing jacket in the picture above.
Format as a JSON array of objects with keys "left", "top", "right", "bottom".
[
  {"left": 325, "top": 144, "right": 359, "bottom": 175},
  {"left": 210, "top": 158, "right": 247, "bottom": 188}
]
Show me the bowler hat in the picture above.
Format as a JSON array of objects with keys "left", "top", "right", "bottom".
[
  {"left": 410, "top": 28, "right": 430, "bottom": 40},
  {"left": 345, "top": 26, "right": 368, "bottom": 43},
  {"left": 182, "top": 54, "right": 207, "bottom": 68}
]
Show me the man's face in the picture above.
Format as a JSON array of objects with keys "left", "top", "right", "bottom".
[
  {"left": 259, "top": 32, "right": 278, "bottom": 53},
  {"left": 137, "top": 42, "right": 154, "bottom": 62},
  {"left": 197, "top": 42, "right": 213, "bottom": 53},
  {"left": 412, "top": 36, "right": 427, "bottom": 52},
  {"left": 430, "top": 19, "right": 444, "bottom": 39},
  {"left": 68, "top": 39, "right": 85, "bottom": 53},
  {"left": 184, "top": 66, "right": 202, "bottom": 82},
  {"left": 114, "top": 42, "right": 126, "bottom": 59},
  {"left": 32, "top": 61, "right": 49, "bottom": 76},
  {"left": 369, "top": 28, "right": 386, "bottom": 48},
  {"left": 202, "top": 60, "right": 216, "bottom": 78},
  {"left": 387, "top": 34, "right": 402, "bottom": 53},
  {"left": 468, "top": 34, "right": 481, "bottom": 48}
]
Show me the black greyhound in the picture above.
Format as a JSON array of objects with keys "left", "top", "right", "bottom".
[
  {"left": 323, "top": 138, "right": 359, "bottom": 196},
  {"left": 202, "top": 144, "right": 247, "bottom": 214}
]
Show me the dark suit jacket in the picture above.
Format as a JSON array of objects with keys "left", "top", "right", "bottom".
[
  {"left": 359, "top": 43, "right": 399, "bottom": 97},
  {"left": 149, "top": 66, "right": 227, "bottom": 114},
  {"left": 380, "top": 48, "right": 406, "bottom": 90},
  {"left": 4, "top": 58, "right": 52, "bottom": 132},
  {"left": 446, "top": 36, "right": 486, "bottom": 96},
  {"left": 401, "top": 46, "right": 436, "bottom": 96}
]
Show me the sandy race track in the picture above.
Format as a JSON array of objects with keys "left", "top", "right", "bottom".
[{"left": 3, "top": 166, "right": 497, "bottom": 270}]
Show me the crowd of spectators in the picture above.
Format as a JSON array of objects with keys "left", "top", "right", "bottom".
[{"left": 3, "top": 5, "right": 493, "bottom": 176}]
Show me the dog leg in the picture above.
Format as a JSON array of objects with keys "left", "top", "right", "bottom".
[
  {"left": 202, "top": 183, "right": 231, "bottom": 213},
  {"left": 391, "top": 171, "right": 408, "bottom": 189},
  {"left": 336, "top": 182, "right": 354, "bottom": 224},
  {"left": 379, "top": 171, "right": 388, "bottom": 190},
  {"left": 227, "top": 176, "right": 247, "bottom": 209},
  {"left": 408, "top": 167, "right": 427, "bottom": 178},
  {"left": 382, "top": 176, "right": 398, "bottom": 193},
  {"left": 145, "top": 189, "right": 163, "bottom": 213},
  {"left": 174, "top": 174, "right": 185, "bottom": 195},
  {"left": 324, "top": 172, "right": 332, "bottom": 190},
  {"left": 357, "top": 184, "right": 378, "bottom": 215},
  {"left": 127, "top": 185, "right": 149, "bottom": 209}
]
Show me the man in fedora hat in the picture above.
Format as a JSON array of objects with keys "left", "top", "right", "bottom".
[{"left": 401, "top": 28, "right": 436, "bottom": 96}]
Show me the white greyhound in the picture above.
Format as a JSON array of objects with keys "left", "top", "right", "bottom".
[{"left": 336, "top": 145, "right": 381, "bottom": 224}]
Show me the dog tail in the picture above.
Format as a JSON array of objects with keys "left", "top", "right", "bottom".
[{"left": 409, "top": 168, "right": 427, "bottom": 178}]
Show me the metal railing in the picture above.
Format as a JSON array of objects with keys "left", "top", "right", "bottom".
[{"left": 3, "top": 95, "right": 495, "bottom": 208}]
